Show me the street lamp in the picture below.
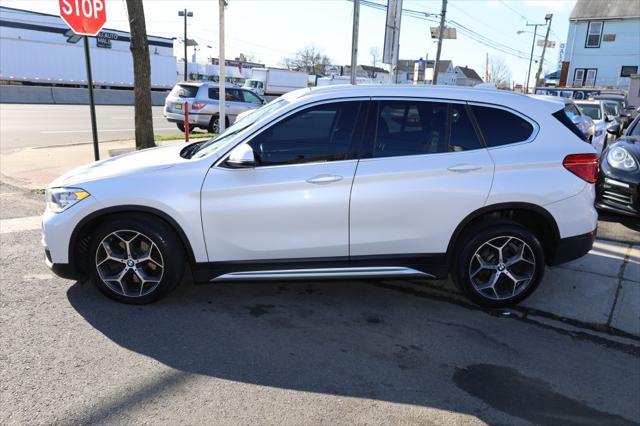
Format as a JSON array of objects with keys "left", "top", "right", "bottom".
[
  {"left": 178, "top": 9, "right": 193, "bottom": 81},
  {"left": 521, "top": 22, "right": 546, "bottom": 93}
]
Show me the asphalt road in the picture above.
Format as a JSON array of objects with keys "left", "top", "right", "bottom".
[
  {"left": 1, "top": 182, "right": 639, "bottom": 425},
  {"left": 0, "top": 104, "right": 182, "bottom": 154}
]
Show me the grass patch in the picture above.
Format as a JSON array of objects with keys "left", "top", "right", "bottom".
[{"left": 154, "top": 132, "right": 216, "bottom": 142}]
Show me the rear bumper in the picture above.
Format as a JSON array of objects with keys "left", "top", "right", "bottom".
[
  {"left": 164, "top": 111, "right": 211, "bottom": 127},
  {"left": 547, "top": 230, "right": 596, "bottom": 266}
]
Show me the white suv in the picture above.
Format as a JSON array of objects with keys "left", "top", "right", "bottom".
[{"left": 43, "top": 85, "right": 598, "bottom": 307}]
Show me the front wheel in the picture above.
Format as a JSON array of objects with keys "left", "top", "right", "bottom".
[
  {"left": 452, "top": 223, "right": 545, "bottom": 308},
  {"left": 89, "top": 215, "right": 185, "bottom": 304}
]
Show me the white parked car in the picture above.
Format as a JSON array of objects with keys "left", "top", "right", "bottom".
[
  {"left": 43, "top": 85, "right": 598, "bottom": 307},
  {"left": 575, "top": 100, "right": 612, "bottom": 153}
]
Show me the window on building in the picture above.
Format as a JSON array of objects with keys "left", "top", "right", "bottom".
[
  {"left": 573, "top": 68, "right": 597, "bottom": 87},
  {"left": 585, "top": 21, "right": 603, "bottom": 48},
  {"left": 621, "top": 66, "right": 639, "bottom": 77}
]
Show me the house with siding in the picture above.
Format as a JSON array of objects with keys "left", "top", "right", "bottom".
[
  {"left": 563, "top": 0, "right": 640, "bottom": 89},
  {"left": 454, "top": 66, "right": 483, "bottom": 86}
]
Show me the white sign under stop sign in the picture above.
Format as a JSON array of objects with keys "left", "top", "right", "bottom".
[{"left": 59, "top": 0, "right": 107, "bottom": 36}]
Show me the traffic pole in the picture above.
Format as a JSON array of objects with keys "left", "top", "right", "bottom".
[
  {"left": 83, "top": 35, "right": 100, "bottom": 161},
  {"left": 184, "top": 101, "right": 189, "bottom": 142},
  {"left": 218, "top": 0, "right": 226, "bottom": 134}
]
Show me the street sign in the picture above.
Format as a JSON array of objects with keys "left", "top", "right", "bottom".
[
  {"left": 59, "top": 0, "right": 107, "bottom": 36},
  {"left": 536, "top": 39, "right": 556, "bottom": 48},
  {"left": 430, "top": 27, "right": 457, "bottom": 39},
  {"left": 383, "top": 0, "right": 403, "bottom": 65},
  {"left": 59, "top": 0, "right": 106, "bottom": 161}
]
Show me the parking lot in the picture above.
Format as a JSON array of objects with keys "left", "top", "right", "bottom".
[{"left": 1, "top": 182, "right": 639, "bottom": 425}]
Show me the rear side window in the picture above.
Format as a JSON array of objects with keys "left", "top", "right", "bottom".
[
  {"left": 470, "top": 105, "right": 534, "bottom": 147},
  {"left": 208, "top": 88, "right": 243, "bottom": 102},
  {"left": 552, "top": 109, "right": 587, "bottom": 141},
  {"left": 370, "top": 101, "right": 482, "bottom": 158},
  {"left": 170, "top": 84, "right": 199, "bottom": 98}
]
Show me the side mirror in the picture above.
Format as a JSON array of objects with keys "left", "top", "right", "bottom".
[
  {"left": 227, "top": 144, "right": 256, "bottom": 168},
  {"left": 606, "top": 123, "right": 621, "bottom": 135},
  {"left": 606, "top": 115, "right": 616, "bottom": 122}
]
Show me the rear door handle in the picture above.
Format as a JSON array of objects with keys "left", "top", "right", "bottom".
[
  {"left": 447, "top": 164, "right": 482, "bottom": 173},
  {"left": 306, "top": 174, "right": 343, "bottom": 184}
]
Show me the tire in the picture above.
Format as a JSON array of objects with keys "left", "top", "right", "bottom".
[
  {"left": 208, "top": 115, "right": 229, "bottom": 133},
  {"left": 88, "top": 214, "right": 186, "bottom": 304},
  {"left": 452, "top": 222, "right": 545, "bottom": 308},
  {"left": 177, "top": 122, "right": 185, "bottom": 132}
]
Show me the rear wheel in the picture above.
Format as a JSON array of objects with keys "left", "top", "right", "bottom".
[
  {"left": 89, "top": 215, "right": 185, "bottom": 304},
  {"left": 208, "top": 115, "right": 229, "bottom": 133},
  {"left": 177, "top": 122, "right": 195, "bottom": 132},
  {"left": 452, "top": 223, "right": 545, "bottom": 308}
]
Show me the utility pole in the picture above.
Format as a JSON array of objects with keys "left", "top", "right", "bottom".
[
  {"left": 432, "top": 0, "right": 447, "bottom": 85},
  {"left": 350, "top": 0, "right": 360, "bottom": 85},
  {"left": 485, "top": 52, "right": 489, "bottom": 82},
  {"left": 523, "top": 23, "right": 544, "bottom": 93},
  {"left": 534, "top": 13, "right": 553, "bottom": 89},
  {"left": 218, "top": 0, "right": 226, "bottom": 133},
  {"left": 178, "top": 9, "right": 193, "bottom": 81}
]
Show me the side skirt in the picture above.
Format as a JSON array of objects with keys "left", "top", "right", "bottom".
[{"left": 190, "top": 254, "right": 448, "bottom": 283}]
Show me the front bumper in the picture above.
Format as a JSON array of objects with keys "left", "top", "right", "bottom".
[{"left": 596, "top": 163, "right": 640, "bottom": 217}]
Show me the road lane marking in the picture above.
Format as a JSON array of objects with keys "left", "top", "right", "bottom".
[
  {"left": 40, "top": 127, "right": 176, "bottom": 134},
  {"left": 0, "top": 215, "right": 41, "bottom": 234}
]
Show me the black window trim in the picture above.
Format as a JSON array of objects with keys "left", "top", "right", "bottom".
[
  {"left": 214, "top": 97, "right": 371, "bottom": 170},
  {"left": 465, "top": 101, "right": 540, "bottom": 149},
  {"left": 585, "top": 21, "right": 603, "bottom": 48}
]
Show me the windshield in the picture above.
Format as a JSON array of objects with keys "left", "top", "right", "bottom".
[
  {"left": 577, "top": 104, "right": 602, "bottom": 120},
  {"left": 190, "top": 98, "right": 289, "bottom": 159},
  {"left": 630, "top": 119, "right": 640, "bottom": 137}
]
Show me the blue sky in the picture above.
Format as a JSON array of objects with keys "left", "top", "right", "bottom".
[{"left": 4, "top": 0, "right": 577, "bottom": 87}]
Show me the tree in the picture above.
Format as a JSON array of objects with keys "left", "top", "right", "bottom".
[
  {"left": 282, "top": 46, "right": 331, "bottom": 75},
  {"left": 369, "top": 47, "right": 381, "bottom": 78},
  {"left": 126, "top": 0, "right": 155, "bottom": 150},
  {"left": 488, "top": 56, "right": 512, "bottom": 90}
]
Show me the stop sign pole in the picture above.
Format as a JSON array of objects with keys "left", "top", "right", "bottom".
[{"left": 59, "top": 0, "right": 107, "bottom": 161}]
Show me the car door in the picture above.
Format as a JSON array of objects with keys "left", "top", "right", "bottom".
[
  {"left": 349, "top": 99, "right": 494, "bottom": 257},
  {"left": 200, "top": 99, "right": 366, "bottom": 261},
  {"left": 224, "top": 88, "right": 246, "bottom": 122}
]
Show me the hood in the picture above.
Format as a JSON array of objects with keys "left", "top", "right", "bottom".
[{"left": 49, "top": 143, "right": 187, "bottom": 188}]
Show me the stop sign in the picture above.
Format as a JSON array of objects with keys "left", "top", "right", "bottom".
[{"left": 59, "top": 0, "right": 107, "bottom": 36}]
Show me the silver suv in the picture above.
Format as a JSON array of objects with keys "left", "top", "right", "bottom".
[{"left": 164, "top": 82, "right": 265, "bottom": 133}]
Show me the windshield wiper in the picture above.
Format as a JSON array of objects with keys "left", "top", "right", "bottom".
[{"left": 181, "top": 140, "right": 206, "bottom": 159}]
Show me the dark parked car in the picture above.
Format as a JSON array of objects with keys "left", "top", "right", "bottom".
[{"left": 596, "top": 114, "right": 640, "bottom": 217}]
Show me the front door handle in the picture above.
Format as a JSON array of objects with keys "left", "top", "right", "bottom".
[
  {"left": 306, "top": 174, "right": 343, "bottom": 184},
  {"left": 447, "top": 164, "right": 482, "bottom": 173}
]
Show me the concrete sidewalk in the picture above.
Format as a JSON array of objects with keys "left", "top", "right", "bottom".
[{"left": 1, "top": 140, "right": 638, "bottom": 338}]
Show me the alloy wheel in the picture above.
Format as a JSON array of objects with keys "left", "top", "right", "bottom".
[
  {"left": 468, "top": 236, "right": 536, "bottom": 300},
  {"left": 95, "top": 230, "right": 164, "bottom": 298}
]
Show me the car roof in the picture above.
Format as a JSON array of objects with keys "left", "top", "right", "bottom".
[
  {"left": 575, "top": 100, "right": 599, "bottom": 105},
  {"left": 283, "top": 85, "right": 563, "bottom": 115}
]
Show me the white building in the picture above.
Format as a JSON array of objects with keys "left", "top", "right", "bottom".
[
  {"left": 454, "top": 66, "right": 483, "bottom": 86},
  {"left": 563, "top": 0, "right": 640, "bottom": 89},
  {"left": 0, "top": 6, "right": 176, "bottom": 88}
]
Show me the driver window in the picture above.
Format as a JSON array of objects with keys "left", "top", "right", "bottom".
[{"left": 247, "top": 101, "right": 362, "bottom": 167}]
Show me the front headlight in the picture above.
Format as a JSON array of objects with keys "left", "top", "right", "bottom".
[
  {"left": 607, "top": 147, "right": 638, "bottom": 171},
  {"left": 45, "top": 187, "right": 90, "bottom": 213}
]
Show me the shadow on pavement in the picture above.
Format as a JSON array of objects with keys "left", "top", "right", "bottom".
[{"left": 66, "top": 278, "right": 636, "bottom": 425}]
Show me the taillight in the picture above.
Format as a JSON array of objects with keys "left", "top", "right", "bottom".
[
  {"left": 191, "top": 102, "right": 206, "bottom": 110},
  {"left": 563, "top": 153, "right": 599, "bottom": 183}
]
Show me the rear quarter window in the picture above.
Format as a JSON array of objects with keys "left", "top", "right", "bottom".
[
  {"left": 470, "top": 105, "right": 534, "bottom": 147},
  {"left": 552, "top": 109, "right": 587, "bottom": 141},
  {"left": 170, "top": 84, "right": 199, "bottom": 98}
]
